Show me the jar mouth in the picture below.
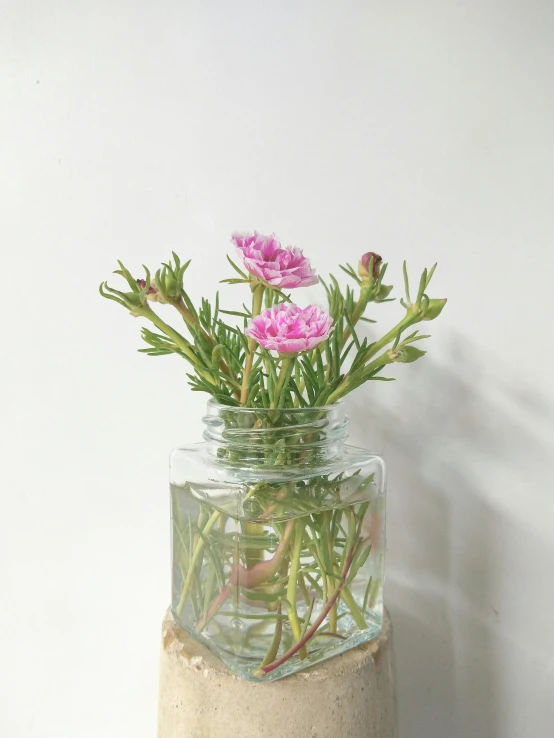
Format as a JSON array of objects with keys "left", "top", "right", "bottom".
[
  {"left": 202, "top": 400, "right": 348, "bottom": 466},
  {"left": 206, "top": 398, "right": 344, "bottom": 414}
]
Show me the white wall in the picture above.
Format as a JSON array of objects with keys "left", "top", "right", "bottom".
[{"left": 1, "top": 2, "right": 553, "bottom": 737}]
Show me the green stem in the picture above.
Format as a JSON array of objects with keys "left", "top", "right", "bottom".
[
  {"left": 261, "top": 602, "right": 284, "bottom": 667},
  {"left": 242, "top": 520, "right": 264, "bottom": 568},
  {"left": 270, "top": 356, "right": 295, "bottom": 409},
  {"left": 196, "top": 520, "right": 295, "bottom": 632},
  {"left": 286, "top": 520, "right": 308, "bottom": 659},
  {"left": 240, "top": 284, "right": 265, "bottom": 405},
  {"left": 298, "top": 571, "right": 311, "bottom": 606},
  {"left": 172, "top": 298, "right": 240, "bottom": 399},
  {"left": 328, "top": 576, "right": 337, "bottom": 633},
  {"left": 324, "top": 512, "right": 337, "bottom": 633},
  {"left": 202, "top": 563, "right": 217, "bottom": 619},
  {"left": 172, "top": 297, "right": 197, "bottom": 331},
  {"left": 341, "top": 283, "right": 372, "bottom": 348},
  {"left": 362, "top": 311, "right": 417, "bottom": 363},
  {"left": 203, "top": 514, "right": 227, "bottom": 618},
  {"left": 261, "top": 559, "right": 288, "bottom": 667},
  {"left": 176, "top": 510, "right": 220, "bottom": 617},
  {"left": 257, "top": 543, "right": 358, "bottom": 676},
  {"left": 327, "top": 312, "right": 419, "bottom": 403},
  {"left": 341, "top": 585, "right": 368, "bottom": 630},
  {"left": 140, "top": 305, "right": 201, "bottom": 367},
  {"left": 369, "top": 577, "right": 382, "bottom": 609}
]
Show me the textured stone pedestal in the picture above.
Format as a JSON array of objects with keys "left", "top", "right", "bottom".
[{"left": 157, "top": 609, "right": 397, "bottom": 738}]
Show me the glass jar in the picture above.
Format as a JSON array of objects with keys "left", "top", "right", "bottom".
[{"left": 169, "top": 400, "right": 386, "bottom": 681}]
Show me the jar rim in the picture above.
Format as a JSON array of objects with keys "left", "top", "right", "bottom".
[{"left": 206, "top": 398, "right": 344, "bottom": 414}]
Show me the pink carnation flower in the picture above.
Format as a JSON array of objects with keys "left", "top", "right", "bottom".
[
  {"left": 246, "top": 303, "right": 332, "bottom": 354},
  {"left": 232, "top": 232, "right": 318, "bottom": 288}
]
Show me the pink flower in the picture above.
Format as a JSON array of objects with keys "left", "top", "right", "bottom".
[
  {"left": 246, "top": 303, "right": 332, "bottom": 354},
  {"left": 232, "top": 232, "right": 318, "bottom": 288}
]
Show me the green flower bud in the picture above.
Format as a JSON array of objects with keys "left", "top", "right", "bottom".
[
  {"left": 390, "top": 345, "right": 427, "bottom": 363},
  {"left": 155, "top": 264, "right": 183, "bottom": 303},
  {"left": 422, "top": 298, "right": 447, "bottom": 321},
  {"left": 375, "top": 283, "right": 393, "bottom": 302}
]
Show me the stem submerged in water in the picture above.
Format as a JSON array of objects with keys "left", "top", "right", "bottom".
[
  {"left": 286, "top": 520, "right": 308, "bottom": 660},
  {"left": 176, "top": 510, "right": 220, "bottom": 617},
  {"left": 261, "top": 601, "right": 284, "bottom": 667},
  {"left": 196, "top": 519, "right": 295, "bottom": 632},
  {"left": 255, "top": 543, "right": 359, "bottom": 677},
  {"left": 173, "top": 446, "right": 378, "bottom": 678}
]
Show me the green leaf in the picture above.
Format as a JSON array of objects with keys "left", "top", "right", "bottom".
[
  {"left": 219, "top": 309, "right": 251, "bottom": 319},
  {"left": 315, "top": 347, "right": 325, "bottom": 383},
  {"left": 348, "top": 541, "right": 372, "bottom": 582},
  {"left": 403, "top": 333, "right": 431, "bottom": 345},
  {"left": 289, "top": 379, "right": 308, "bottom": 407},
  {"left": 416, "top": 268, "right": 428, "bottom": 304},
  {"left": 213, "top": 291, "right": 220, "bottom": 326},
  {"left": 181, "top": 289, "right": 199, "bottom": 322},
  {"left": 362, "top": 576, "right": 374, "bottom": 613},
  {"left": 343, "top": 310, "right": 361, "bottom": 350},
  {"left": 171, "top": 251, "right": 181, "bottom": 271},
  {"left": 300, "top": 356, "right": 318, "bottom": 389},
  {"left": 320, "top": 277, "right": 331, "bottom": 302},
  {"left": 220, "top": 277, "right": 249, "bottom": 285},
  {"left": 137, "top": 347, "right": 173, "bottom": 356},
  {"left": 99, "top": 282, "right": 127, "bottom": 307},
  {"left": 115, "top": 260, "right": 140, "bottom": 292},
  {"left": 271, "top": 288, "right": 292, "bottom": 304},
  {"left": 340, "top": 339, "right": 355, "bottom": 367},
  {"left": 391, "top": 326, "right": 403, "bottom": 350},
  {"left": 226, "top": 255, "right": 248, "bottom": 279},
  {"left": 402, "top": 260, "right": 411, "bottom": 303},
  {"left": 426, "top": 262, "right": 437, "bottom": 288},
  {"left": 339, "top": 263, "right": 361, "bottom": 285},
  {"left": 332, "top": 325, "right": 341, "bottom": 378}
]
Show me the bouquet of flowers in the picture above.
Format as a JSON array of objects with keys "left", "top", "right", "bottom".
[{"left": 101, "top": 232, "right": 446, "bottom": 680}]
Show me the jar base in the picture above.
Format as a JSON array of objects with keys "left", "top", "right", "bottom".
[{"left": 171, "top": 604, "right": 383, "bottom": 682}]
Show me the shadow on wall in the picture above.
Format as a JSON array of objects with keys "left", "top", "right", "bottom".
[{"left": 347, "top": 335, "right": 552, "bottom": 738}]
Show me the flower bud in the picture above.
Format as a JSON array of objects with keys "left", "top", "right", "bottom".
[
  {"left": 358, "top": 252, "right": 382, "bottom": 279},
  {"left": 393, "top": 345, "right": 427, "bottom": 363},
  {"left": 157, "top": 270, "right": 180, "bottom": 300},
  {"left": 375, "top": 283, "right": 393, "bottom": 302},
  {"left": 137, "top": 278, "right": 166, "bottom": 303},
  {"left": 137, "top": 278, "right": 155, "bottom": 294},
  {"left": 422, "top": 298, "right": 447, "bottom": 321}
]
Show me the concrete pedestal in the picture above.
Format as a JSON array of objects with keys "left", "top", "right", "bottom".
[{"left": 157, "top": 609, "right": 397, "bottom": 738}]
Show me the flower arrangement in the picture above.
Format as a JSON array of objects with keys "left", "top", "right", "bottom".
[{"left": 100, "top": 231, "right": 446, "bottom": 680}]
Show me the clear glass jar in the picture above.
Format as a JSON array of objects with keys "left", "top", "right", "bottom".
[{"left": 169, "top": 400, "right": 386, "bottom": 681}]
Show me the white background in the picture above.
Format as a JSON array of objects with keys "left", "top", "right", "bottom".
[{"left": 1, "top": 2, "right": 553, "bottom": 737}]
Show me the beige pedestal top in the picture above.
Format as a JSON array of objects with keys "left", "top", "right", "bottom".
[{"left": 158, "top": 609, "right": 397, "bottom": 738}]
